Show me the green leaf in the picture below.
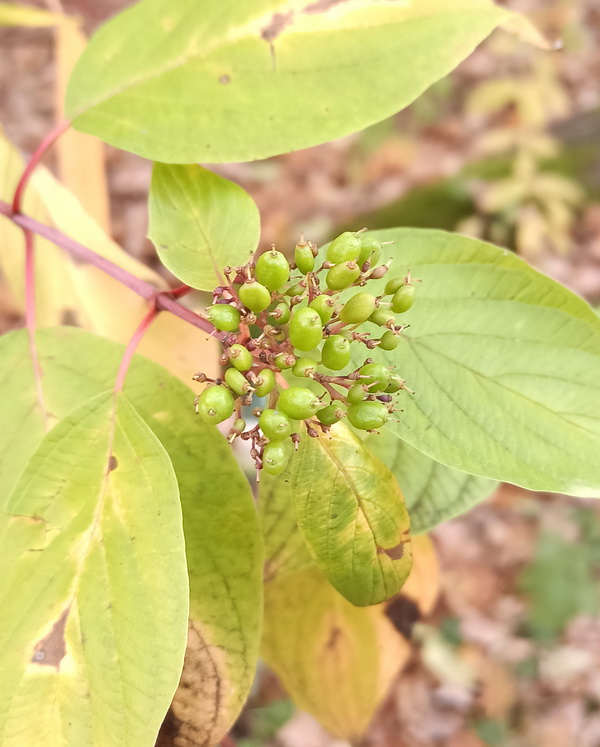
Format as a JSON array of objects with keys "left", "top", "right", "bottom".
[
  {"left": 0, "top": 391, "right": 188, "bottom": 746},
  {"left": 290, "top": 423, "right": 412, "bottom": 607},
  {"left": 65, "top": 0, "right": 510, "bottom": 163},
  {"left": 259, "top": 471, "right": 313, "bottom": 583},
  {"left": 0, "top": 327, "right": 263, "bottom": 745},
  {"left": 262, "top": 566, "right": 409, "bottom": 739},
  {"left": 352, "top": 228, "right": 600, "bottom": 497},
  {"left": 366, "top": 431, "right": 498, "bottom": 534},
  {"left": 148, "top": 163, "right": 260, "bottom": 290}
]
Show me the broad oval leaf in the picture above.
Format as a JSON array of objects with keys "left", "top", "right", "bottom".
[
  {"left": 65, "top": 0, "right": 510, "bottom": 163},
  {"left": 148, "top": 163, "right": 260, "bottom": 290},
  {"left": 351, "top": 228, "right": 600, "bottom": 498},
  {"left": 262, "top": 566, "right": 410, "bottom": 739},
  {"left": 0, "top": 391, "right": 188, "bottom": 746},
  {"left": 0, "top": 328, "right": 263, "bottom": 746},
  {"left": 367, "top": 431, "right": 498, "bottom": 534},
  {"left": 290, "top": 423, "right": 412, "bottom": 607}
]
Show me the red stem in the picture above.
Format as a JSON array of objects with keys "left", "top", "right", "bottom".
[
  {"left": 114, "top": 307, "right": 159, "bottom": 393},
  {"left": 12, "top": 119, "right": 70, "bottom": 214}
]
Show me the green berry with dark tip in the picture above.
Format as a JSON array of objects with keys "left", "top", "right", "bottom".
[
  {"left": 225, "top": 367, "right": 252, "bottom": 396},
  {"left": 267, "top": 301, "right": 291, "bottom": 325},
  {"left": 326, "top": 261, "right": 361, "bottom": 290},
  {"left": 289, "top": 307, "right": 323, "bottom": 351},
  {"left": 309, "top": 295, "right": 336, "bottom": 325},
  {"left": 275, "top": 353, "right": 296, "bottom": 370},
  {"left": 347, "top": 401, "right": 389, "bottom": 430},
  {"left": 197, "top": 385, "right": 235, "bottom": 425},
  {"left": 255, "top": 248, "right": 290, "bottom": 291},
  {"left": 326, "top": 231, "right": 361, "bottom": 264},
  {"left": 255, "top": 369, "right": 276, "bottom": 397},
  {"left": 259, "top": 409, "right": 294, "bottom": 440},
  {"left": 293, "top": 357, "right": 318, "bottom": 378},
  {"left": 317, "top": 404, "right": 346, "bottom": 425},
  {"left": 359, "top": 363, "right": 391, "bottom": 392},
  {"left": 378, "top": 330, "right": 400, "bottom": 351},
  {"left": 294, "top": 240, "right": 315, "bottom": 274},
  {"left": 277, "top": 386, "right": 324, "bottom": 420},
  {"left": 262, "top": 439, "right": 293, "bottom": 475},
  {"left": 286, "top": 281, "right": 305, "bottom": 297},
  {"left": 208, "top": 304, "right": 240, "bottom": 332},
  {"left": 228, "top": 344, "right": 253, "bottom": 371},
  {"left": 358, "top": 235, "right": 382, "bottom": 267},
  {"left": 321, "top": 335, "right": 350, "bottom": 371},
  {"left": 339, "top": 292, "right": 377, "bottom": 325},
  {"left": 385, "top": 375, "right": 404, "bottom": 393},
  {"left": 369, "top": 308, "right": 396, "bottom": 327},
  {"left": 391, "top": 284, "right": 415, "bottom": 313},
  {"left": 239, "top": 279, "right": 272, "bottom": 312},
  {"left": 347, "top": 383, "right": 368, "bottom": 403}
]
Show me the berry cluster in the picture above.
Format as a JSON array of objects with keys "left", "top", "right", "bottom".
[{"left": 193, "top": 230, "right": 416, "bottom": 477}]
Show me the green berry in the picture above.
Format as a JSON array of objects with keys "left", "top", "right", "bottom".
[
  {"left": 277, "top": 386, "right": 324, "bottom": 420},
  {"left": 326, "top": 231, "right": 361, "bottom": 264},
  {"left": 378, "top": 330, "right": 400, "bottom": 351},
  {"left": 197, "top": 385, "right": 235, "bottom": 425},
  {"left": 289, "top": 308, "right": 323, "bottom": 351},
  {"left": 391, "top": 284, "right": 415, "bottom": 313},
  {"left": 347, "top": 383, "right": 368, "bottom": 403},
  {"left": 262, "top": 439, "right": 293, "bottom": 476},
  {"left": 384, "top": 276, "right": 405, "bottom": 296},
  {"left": 326, "top": 261, "right": 361, "bottom": 291},
  {"left": 239, "top": 279, "right": 272, "bottom": 312},
  {"left": 275, "top": 353, "right": 296, "bottom": 370},
  {"left": 255, "top": 248, "right": 290, "bottom": 291},
  {"left": 259, "top": 409, "right": 293, "bottom": 440},
  {"left": 358, "top": 235, "right": 382, "bottom": 267},
  {"left": 347, "top": 401, "right": 389, "bottom": 430},
  {"left": 286, "top": 281, "right": 306, "bottom": 297},
  {"left": 369, "top": 308, "right": 396, "bottom": 327},
  {"left": 317, "top": 403, "right": 346, "bottom": 425},
  {"left": 359, "top": 363, "right": 391, "bottom": 392},
  {"left": 255, "top": 369, "right": 276, "bottom": 397},
  {"left": 339, "top": 292, "right": 377, "bottom": 325},
  {"left": 385, "top": 375, "right": 404, "bottom": 393},
  {"left": 309, "top": 295, "right": 336, "bottom": 325},
  {"left": 228, "top": 344, "right": 253, "bottom": 372},
  {"left": 207, "top": 303, "right": 240, "bottom": 332},
  {"left": 321, "top": 335, "right": 350, "bottom": 371},
  {"left": 267, "top": 301, "right": 291, "bottom": 325},
  {"left": 224, "top": 367, "right": 252, "bottom": 396},
  {"left": 295, "top": 240, "right": 315, "bottom": 274},
  {"left": 293, "top": 357, "right": 318, "bottom": 378}
]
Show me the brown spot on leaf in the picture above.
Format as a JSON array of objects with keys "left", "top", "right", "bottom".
[
  {"left": 261, "top": 11, "right": 293, "bottom": 43},
  {"left": 385, "top": 596, "right": 421, "bottom": 639},
  {"left": 325, "top": 626, "right": 342, "bottom": 650},
  {"left": 32, "top": 608, "right": 69, "bottom": 668},
  {"left": 108, "top": 455, "right": 118, "bottom": 472},
  {"left": 218, "top": 74, "right": 231, "bottom": 85},
  {"left": 304, "top": 0, "right": 348, "bottom": 13},
  {"left": 378, "top": 541, "right": 405, "bottom": 561}
]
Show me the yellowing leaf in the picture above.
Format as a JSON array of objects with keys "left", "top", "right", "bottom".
[
  {"left": 262, "top": 566, "right": 408, "bottom": 740},
  {"left": 401, "top": 534, "right": 441, "bottom": 617},
  {"left": 290, "top": 424, "right": 412, "bottom": 607},
  {"left": 0, "top": 391, "right": 188, "bottom": 746}
]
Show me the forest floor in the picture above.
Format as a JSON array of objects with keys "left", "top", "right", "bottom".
[{"left": 2, "top": 1, "right": 600, "bottom": 746}]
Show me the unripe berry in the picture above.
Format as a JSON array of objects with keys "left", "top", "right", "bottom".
[
  {"left": 197, "top": 385, "right": 235, "bottom": 425},
  {"left": 255, "top": 247, "right": 290, "bottom": 291},
  {"left": 259, "top": 409, "right": 294, "bottom": 440},
  {"left": 347, "top": 383, "right": 368, "bottom": 403},
  {"left": 358, "top": 235, "right": 382, "bottom": 267},
  {"left": 321, "top": 335, "right": 350, "bottom": 371},
  {"left": 262, "top": 439, "right": 293, "bottom": 475},
  {"left": 275, "top": 353, "right": 296, "bottom": 370},
  {"left": 286, "top": 281, "right": 305, "bottom": 297},
  {"left": 224, "top": 367, "right": 252, "bottom": 396},
  {"left": 391, "top": 284, "right": 415, "bottom": 313},
  {"left": 359, "top": 363, "right": 391, "bottom": 392},
  {"left": 309, "top": 295, "right": 336, "bottom": 325},
  {"left": 208, "top": 303, "right": 240, "bottom": 332},
  {"left": 369, "top": 308, "right": 396, "bottom": 327},
  {"left": 317, "top": 403, "right": 346, "bottom": 425},
  {"left": 294, "top": 240, "right": 315, "bottom": 275},
  {"left": 277, "top": 386, "right": 324, "bottom": 420},
  {"left": 255, "top": 369, "right": 276, "bottom": 397},
  {"left": 384, "top": 276, "right": 405, "bottom": 296},
  {"left": 378, "top": 330, "right": 400, "bottom": 350},
  {"left": 339, "top": 292, "right": 377, "bottom": 324},
  {"left": 239, "top": 279, "right": 272, "bottom": 312},
  {"left": 289, "top": 308, "right": 323, "bottom": 351},
  {"left": 385, "top": 375, "right": 405, "bottom": 393},
  {"left": 229, "top": 344, "right": 253, "bottom": 371},
  {"left": 267, "top": 301, "right": 291, "bottom": 325},
  {"left": 293, "top": 357, "right": 318, "bottom": 378},
  {"left": 326, "top": 261, "right": 361, "bottom": 290},
  {"left": 326, "top": 231, "right": 361, "bottom": 264},
  {"left": 347, "top": 401, "right": 389, "bottom": 430}
]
